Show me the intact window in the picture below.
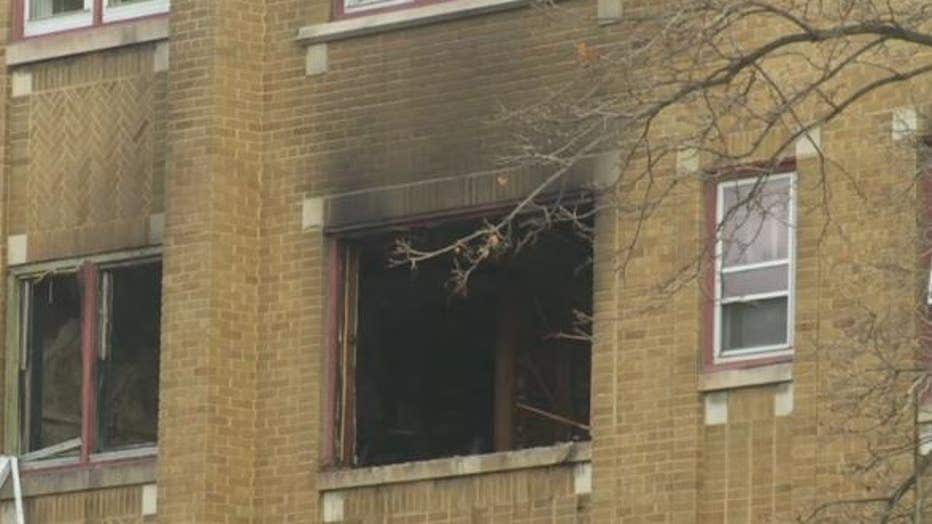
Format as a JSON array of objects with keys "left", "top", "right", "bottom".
[
  {"left": 337, "top": 0, "right": 451, "bottom": 18},
  {"left": 19, "top": 0, "right": 168, "bottom": 37},
  {"left": 102, "top": 0, "right": 170, "bottom": 23},
  {"left": 331, "top": 216, "right": 592, "bottom": 467},
  {"left": 715, "top": 174, "right": 796, "bottom": 360},
  {"left": 28, "top": 0, "right": 86, "bottom": 20},
  {"left": 18, "top": 257, "right": 161, "bottom": 462}
]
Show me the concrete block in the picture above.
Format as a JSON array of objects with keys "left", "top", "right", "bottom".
[
  {"left": 8, "top": 235, "right": 27, "bottom": 266},
  {"left": 892, "top": 107, "right": 918, "bottom": 141},
  {"left": 303, "top": 197, "right": 324, "bottom": 230},
  {"left": 149, "top": 213, "right": 165, "bottom": 244},
  {"left": 774, "top": 382, "right": 794, "bottom": 416},
  {"left": 11, "top": 71, "right": 32, "bottom": 98},
  {"left": 597, "top": 0, "right": 622, "bottom": 23},
  {"left": 921, "top": 424, "right": 932, "bottom": 456},
  {"left": 795, "top": 126, "right": 821, "bottom": 159},
  {"left": 704, "top": 391, "right": 728, "bottom": 426},
  {"left": 322, "top": 491, "right": 344, "bottom": 523},
  {"left": 593, "top": 149, "right": 620, "bottom": 189},
  {"left": 141, "top": 484, "right": 157, "bottom": 516},
  {"left": 306, "top": 44, "right": 328, "bottom": 76},
  {"left": 153, "top": 41, "right": 170, "bottom": 73},
  {"left": 574, "top": 462, "right": 592, "bottom": 495},
  {"left": 676, "top": 147, "right": 699, "bottom": 175}
]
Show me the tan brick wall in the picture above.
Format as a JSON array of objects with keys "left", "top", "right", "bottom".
[
  {"left": 0, "top": 0, "right": 928, "bottom": 521},
  {"left": 158, "top": 0, "right": 264, "bottom": 521},
  {"left": 333, "top": 465, "right": 587, "bottom": 523},
  {"left": 14, "top": 485, "right": 148, "bottom": 523}
]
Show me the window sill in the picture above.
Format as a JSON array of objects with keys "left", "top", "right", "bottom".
[
  {"left": 699, "top": 362, "right": 793, "bottom": 392},
  {"left": 7, "top": 15, "right": 169, "bottom": 67},
  {"left": 319, "top": 441, "right": 590, "bottom": 491},
  {"left": 0, "top": 453, "right": 156, "bottom": 499},
  {"left": 296, "top": 0, "right": 528, "bottom": 45}
]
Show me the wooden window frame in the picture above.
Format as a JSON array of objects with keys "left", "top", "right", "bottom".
[
  {"left": 3, "top": 248, "right": 161, "bottom": 467},
  {"left": 703, "top": 166, "right": 797, "bottom": 373},
  {"left": 13, "top": 0, "right": 169, "bottom": 39}
]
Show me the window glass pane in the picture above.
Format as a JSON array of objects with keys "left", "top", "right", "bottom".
[
  {"left": 721, "top": 264, "right": 788, "bottom": 299},
  {"left": 108, "top": 0, "right": 149, "bottom": 5},
  {"left": 25, "top": 274, "right": 82, "bottom": 452},
  {"left": 721, "top": 178, "right": 791, "bottom": 267},
  {"left": 98, "top": 263, "right": 161, "bottom": 450},
  {"left": 29, "top": 0, "right": 85, "bottom": 20},
  {"left": 345, "top": 0, "right": 405, "bottom": 10},
  {"left": 721, "top": 297, "right": 788, "bottom": 352}
]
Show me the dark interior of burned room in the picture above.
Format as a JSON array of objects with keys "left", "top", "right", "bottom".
[{"left": 353, "top": 218, "right": 592, "bottom": 467}]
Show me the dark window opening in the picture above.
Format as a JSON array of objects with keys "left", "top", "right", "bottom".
[
  {"left": 23, "top": 274, "right": 83, "bottom": 453},
  {"left": 18, "top": 258, "right": 162, "bottom": 461},
  {"left": 97, "top": 263, "right": 161, "bottom": 451},
  {"left": 343, "top": 217, "right": 592, "bottom": 467}
]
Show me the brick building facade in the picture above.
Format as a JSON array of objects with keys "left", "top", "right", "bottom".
[{"left": 0, "top": 0, "right": 925, "bottom": 522}]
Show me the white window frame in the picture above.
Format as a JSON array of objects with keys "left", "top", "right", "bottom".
[
  {"left": 342, "top": 0, "right": 414, "bottom": 15},
  {"left": 102, "top": 0, "right": 169, "bottom": 24},
  {"left": 23, "top": 0, "right": 93, "bottom": 37},
  {"left": 713, "top": 172, "right": 797, "bottom": 363}
]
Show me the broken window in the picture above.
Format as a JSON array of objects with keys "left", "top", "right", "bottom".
[
  {"left": 97, "top": 263, "right": 161, "bottom": 451},
  {"left": 17, "top": 257, "right": 161, "bottom": 462},
  {"left": 331, "top": 216, "right": 592, "bottom": 467},
  {"left": 23, "top": 274, "right": 83, "bottom": 454}
]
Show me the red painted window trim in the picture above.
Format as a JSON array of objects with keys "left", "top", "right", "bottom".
[
  {"left": 22, "top": 259, "right": 160, "bottom": 467},
  {"left": 11, "top": 0, "right": 168, "bottom": 41},
  {"left": 702, "top": 159, "right": 797, "bottom": 374},
  {"left": 332, "top": 0, "right": 456, "bottom": 21},
  {"left": 79, "top": 262, "right": 100, "bottom": 464}
]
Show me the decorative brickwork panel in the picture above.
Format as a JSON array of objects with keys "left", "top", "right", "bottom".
[
  {"left": 23, "top": 76, "right": 156, "bottom": 260},
  {"left": 30, "top": 78, "right": 153, "bottom": 229},
  {"left": 22, "top": 486, "right": 144, "bottom": 523}
]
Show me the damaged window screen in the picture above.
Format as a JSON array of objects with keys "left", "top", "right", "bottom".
[
  {"left": 97, "top": 263, "right": 161, "bottom": 450},
  {"left": 351, "top": 217, "right": 592, "bottom": 467},
  {"left": 24, "top": 274, "right": 83, "bottom": 453}
]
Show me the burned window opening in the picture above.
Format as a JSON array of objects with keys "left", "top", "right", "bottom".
[
  {"left": 22, "top": 274, "right": 83, "bottom": 454},
  {"left": 344, "top": 216, "right": 592, "bottom": 467},
  {"left": 16, "top": 257, "right": 162, "bottom": 461},
  {"left": 97, "top": 263, "right": 161, "bottom": 451}
]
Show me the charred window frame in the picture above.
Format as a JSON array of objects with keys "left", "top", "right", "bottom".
[
  {"left": 323, "top": 213, "right": 593, "bottom": 469},
  {"left": 4, "top": 249, "right": 162, "bottom": 466}
]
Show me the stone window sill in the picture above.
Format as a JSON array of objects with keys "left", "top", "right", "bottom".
[
  {"left": 7, "top": 15, "right": 168, "bottom": 67},
  {"left": 698, "top": 362, "right": 793, "bottom": 392},
  {"left": 296, "top": 0, "right": 528, "bottom": 45},
  {"left": 319, "top": 441, "right": 590, "bottom": 491},
  {"left": 0, "top": 452, "right": 156, "bottom": 499}
]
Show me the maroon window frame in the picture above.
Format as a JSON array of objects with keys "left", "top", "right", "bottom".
[
  {"left": 18, "top": 259, "right": 160, "bottom": 468},
  {"left": 702, "top": 159, "right": 797, "bottom": 374},
  {"left": 11, "top": 0, "right": 169, "bottom": 41}
]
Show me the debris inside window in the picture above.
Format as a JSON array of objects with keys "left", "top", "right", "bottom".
[
  {"left": 23, "top": 274, "right": 83, "bottom": 454},
  {"left": 348, "top": 217, "right": 592, "bottom": 467},
  {"left": 97, "top": 262, "right": 161, "bottom": 450}
]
